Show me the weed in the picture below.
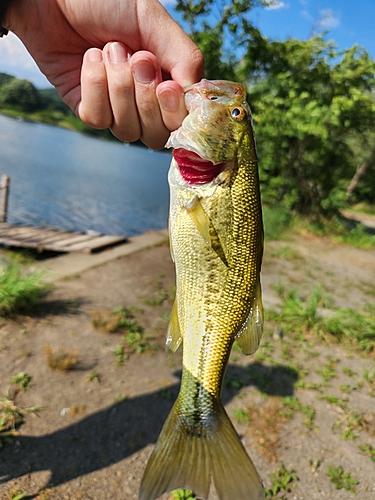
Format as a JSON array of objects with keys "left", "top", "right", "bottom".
[
  {"left": 86, "top": 370, "right": 100, "bottom": 383},
  {"left": 91, "top": 306, "right": 142, "bottom": 334},
  {"left": 327, "top": 464, "right": 359, "bottom": 493},
  {"left": 265, "top": 463, "right": 298, "bottom": 498},
  {"left": 281, "top": 396, "right": 316, "bottom": 430},
  {"left": 272, "top": 245, "right": 302, "bottom": 261},
  {"left": 0, "top": 263, "right": 49, "bottom": 315},
  {"left": 317, "top": 362, "right": 337, "bottom": 383},
  {"left": 358, "top": 443, "right": 375, "bottom": 462},
  {"left": 113, "top": 344, "right": 128, "bottom": 366},
  {"left": 0, "top": 393, "right": 39, "bottom": 447},
  {"left": 343, "top": 367, "right": 357, "bottom": 377},
  {"left": 44, "top": 345, "right": 78, "bottom": 371},
  {"left": 7, "top": 488, "right": 28, "bottom": 500},
  {"left": 9, "top": 372, "right": 31, "bottom": 391},
  {"left": 170, "top": 489, "right": 195, "bottom": 499},
  {"left": 70, "top": 405, "right": 86, "bottom": 416},
  {"left": 233, "top": 408, "right": 249, "bottom": 424},
  {"left": 160, "top": 389, "right": 173, "bottom": 401},
  {"left": 247, "top": 401, "right": 287, "bottom": 462},
  {"left": 143, "top": 280, "right": 168, "bottom": 306}
]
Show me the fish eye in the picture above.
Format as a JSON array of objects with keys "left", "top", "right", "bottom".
[{"left": 230, "top": 107, "right": 246, "bottom": 121}]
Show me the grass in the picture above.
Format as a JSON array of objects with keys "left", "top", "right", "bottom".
[
  {"left": 44, "top": 345, "right": 78, "bottom": 371},
  {"left": 269, "top": 283, "right": 375, "bottom": 354},
  {"left": 0, "top": 263, "right": 48, "bottom": 315},
  {"left": 326, "top": 464, "right": 359, "bottom": 493}
]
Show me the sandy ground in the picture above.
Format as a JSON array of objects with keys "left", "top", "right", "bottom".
[{"left": 0, "top": 231, "right": 374, "bottom": 500}]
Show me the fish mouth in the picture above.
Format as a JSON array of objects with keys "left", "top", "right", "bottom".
[{"left": 173, "top": 149, "right": 226, "bottom": 185}]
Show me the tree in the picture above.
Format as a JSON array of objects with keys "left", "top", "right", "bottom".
[
  {"left": 175, "top": 0, "right": 271, "bottom": 80},
  {"left": 244, "top": 36, "right": 375, "bottom": 215},
  {"left": 0, "top": 78, "right": 41, "bottom": 113}
]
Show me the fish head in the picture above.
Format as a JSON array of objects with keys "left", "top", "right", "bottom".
[{"left": 166, "top": 79, "right": 255, "bottom": 185}]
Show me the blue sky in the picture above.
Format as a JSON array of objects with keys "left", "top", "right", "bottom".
[{"left": 0, "top": 0, "right": 374, "bottom": 89}]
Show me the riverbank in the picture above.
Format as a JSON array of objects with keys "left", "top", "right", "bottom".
[{"left": 0, "top": 231, "right": 375, "bottom": 499}]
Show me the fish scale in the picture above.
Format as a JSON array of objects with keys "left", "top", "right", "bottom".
[{"left": 139, "top": 79, "right": 264, "bottom": 500}]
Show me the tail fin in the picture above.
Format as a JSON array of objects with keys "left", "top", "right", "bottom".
[{"left": 139, "top": 401, "right": 264, "bottom": 500}]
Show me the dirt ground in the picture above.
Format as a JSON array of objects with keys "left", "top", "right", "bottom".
[{"left": 0, "top": 232, "right": 374, "bottom": 500}]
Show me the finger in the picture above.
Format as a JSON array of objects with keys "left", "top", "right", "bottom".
[
  {"left": 130, "top": 51, "right": 170, "bottom": 150},
  {"left": 103, "top": 42, "right": 142, "bottom": 143},
  {"left": 78, "top": 48, "right": 112, "bottom": 129},
  {"left": 157, "top": 81, "right": 187, "bottom": 132},
  {"left": 137, "top": 1, "right": 204, "bottom": 87}
]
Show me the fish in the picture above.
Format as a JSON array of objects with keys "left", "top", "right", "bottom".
[{"left": 139, "top": 79, "right": 264, "bottom": 500}]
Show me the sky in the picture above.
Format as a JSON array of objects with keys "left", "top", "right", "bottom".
[{"left": 0, "top": 0, "right": 374, "bottom": 89}]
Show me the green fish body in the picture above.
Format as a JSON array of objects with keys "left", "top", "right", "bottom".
[{"left": 139, "top": 80, "right": 264, "bottom": 500}]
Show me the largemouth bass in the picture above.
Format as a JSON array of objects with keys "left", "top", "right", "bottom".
[{"left": 139, "top": 79, "right": 264, "bottom": 500}]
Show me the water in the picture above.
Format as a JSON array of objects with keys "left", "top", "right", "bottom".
[{"left": 0, "top": 114, "right": 171, "bottom": 236}]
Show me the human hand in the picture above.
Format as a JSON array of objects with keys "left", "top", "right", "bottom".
[{"left": 4, "top": 0, "right": 203, "bottom": 149}]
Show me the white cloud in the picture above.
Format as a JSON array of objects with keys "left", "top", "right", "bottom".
[
  {"left": 317, "top": 8, "right": 340, "bottom": 30},
  {"left": 266, "top": 1, "right": 288, "bottom": 10},
  {"left": 0, "top": 32, "right": 50, "bottom": 88}
]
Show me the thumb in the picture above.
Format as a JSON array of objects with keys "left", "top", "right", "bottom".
[{"left": 136, "top": 2, "right": 204, "bottom": 87}]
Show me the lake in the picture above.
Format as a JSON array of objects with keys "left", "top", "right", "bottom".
[{"left": 0, "top": 114, "right": 171, "bottom": 236}]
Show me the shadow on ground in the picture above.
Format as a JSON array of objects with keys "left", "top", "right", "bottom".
[{"left": 0, "top": 362, "right": 298, "bottom": 497}]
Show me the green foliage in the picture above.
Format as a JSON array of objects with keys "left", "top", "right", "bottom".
[
  {"left": 170, "top": 489, "right": 195, "bottom": 500},
  {"left": 321, "top": 308, "right": 375, "bottom": 353},
  {"left": 0, "top": 78, "right": 41, "bottom": 113},
  {"left": 248, "top": 36, "right": 375, "bottom": 216},
  {"left": 0, "top": 263, "right": 47, "bottom": 316},
  {"left": 326, "top": 465, "right": 359, "bottom": 493},
  {"left": 262, "top": 205, "right": 291, "bottom": 241},
  {"left": 9, "top": 372, "right": 32, "bottom": 391},
  {"left": 265, "top": 463, "right": 298, "bottom": 498},
  {"left": 175, "top": 0, "right": 271, "bottom": 80}
]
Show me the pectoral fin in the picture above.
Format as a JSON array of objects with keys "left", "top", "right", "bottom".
[
  {"left": 185, "top": 196, "right": 228, "bottom": 267},
  {"left": 236, "top": 283, "right": 264, "bottom": 355},
  {"left": 166, "top": 299, "right": 182, "bottom": 354}
]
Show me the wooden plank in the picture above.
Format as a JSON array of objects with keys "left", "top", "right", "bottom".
[
  {"left": 0, "top": 223, "right": 127, "bottom": 253},
  {"left": 49, "top": 233, "right": 102, "bottom": 248},
  {"left": 65, "top": 235, "right": 127, "bottom": 253}
]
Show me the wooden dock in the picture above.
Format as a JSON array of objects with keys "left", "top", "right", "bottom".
[{"left": 0, "top": 223, "right": 127, "bottom": 254}]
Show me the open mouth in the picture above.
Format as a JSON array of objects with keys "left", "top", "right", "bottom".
[{"left": 173, "top": 149, "right": 225, "bottom": 185}]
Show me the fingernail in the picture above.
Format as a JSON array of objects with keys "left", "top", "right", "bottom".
[
  {"left": 133, "top": 59, "right": 156, "bottom": 84},
  {"left": 87, "top": 49, "right": 103, "bottom": 62},
  {"left": 158, "top": 88, "right": 179, "bottom": 111},
  {"left": 109, "top": 42, "right": 129, "bottom": 63}
]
